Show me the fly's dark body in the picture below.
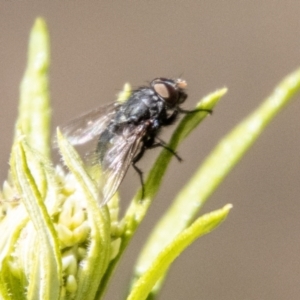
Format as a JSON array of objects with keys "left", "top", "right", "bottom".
[
  {"left": 60, "top": 78, "right": 205, "bottom": 204},
  {"left": 97, "top": 79, "right": 184, "bottom": 167}
]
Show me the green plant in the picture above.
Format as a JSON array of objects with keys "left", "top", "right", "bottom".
[{"left": 0, "top": 18, "right": 299, "bottom": 300}]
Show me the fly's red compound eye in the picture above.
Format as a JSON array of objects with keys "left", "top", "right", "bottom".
[
  {"left": 152, "top": 78, "right": 187, "bottom": 107},
  {"left": 153, "top": 81, "right": 174, "bottom": 99}
]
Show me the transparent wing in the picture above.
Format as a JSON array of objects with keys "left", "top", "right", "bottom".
[
  {"left": 59, "top": 103, "right": 118, "bottom": 145},
  {"left": 88, "top": 124, "right": 147, "bottom": 204}
]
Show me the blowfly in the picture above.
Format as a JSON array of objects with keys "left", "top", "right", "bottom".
[{"left": 60, "top": 78, "right": 209, "bottom": 204}]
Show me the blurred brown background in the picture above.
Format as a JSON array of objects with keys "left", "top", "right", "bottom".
[{"left": 1, "top": 1, "right": 300, "bottom": 299}]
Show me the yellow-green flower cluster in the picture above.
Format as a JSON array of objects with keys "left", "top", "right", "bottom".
[{"left": 0, "top": 163, "right": 123, "bottom": 298}]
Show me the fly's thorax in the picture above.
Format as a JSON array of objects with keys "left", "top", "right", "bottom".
[{"left": 116, "top": 87, "right": 164, "bottom": 125}]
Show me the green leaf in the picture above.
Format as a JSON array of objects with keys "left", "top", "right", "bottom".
[
  {"left": 0, "top": 260, "right": 25, "bottom": 300},
  {"left": 15, "top": 18, "right": 51, "bottom": 158},
  {"left": 56, "top": 129, "right": 111, "bottom": 300},
  {"left": 11, "top": 140, "right": 62, "bottom": 300},
  {"left": 1, "top": 19, "right": 54, "bottom": 298},
  {"left": 127, "top": 204, "right": 232, "bottom": 300}
]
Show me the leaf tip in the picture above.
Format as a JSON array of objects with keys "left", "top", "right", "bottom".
[
  {"left": 224, "top": 203, "right": 233, "bottom": 211},
  {"left": 197, "top": 87, "right": 228, "bottom": 110},
  {"left": 33, "top": 17, "right": 47, "bottom": 30}
]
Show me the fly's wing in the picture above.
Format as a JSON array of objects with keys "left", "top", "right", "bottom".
[
  {"left": 88, "top": 123, "right": 146, "bottom": 205},
  {"left": 59, "top": 103, "right": 118, "bottom": 146}
]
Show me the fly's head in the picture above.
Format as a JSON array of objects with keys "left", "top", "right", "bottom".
[{"left": 151, "top": 78, "right": 188, "bottom": 109}]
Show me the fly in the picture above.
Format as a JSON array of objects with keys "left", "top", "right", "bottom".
[{"left": 59, "top": 78, "right": 210, "bottom": 204}]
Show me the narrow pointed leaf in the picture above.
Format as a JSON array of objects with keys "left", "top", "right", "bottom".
[
  {"left": 56, "top": 129, "right": 111, "bottom": 300},
  {"left": 11, "top": 141, "right": 62, "bottom": 300},
  {"left": 127, "top": 204, "right": 232, "bottom": 300},
  {"left": 15, "top": 18, "right": 51, "bottom": 158}
]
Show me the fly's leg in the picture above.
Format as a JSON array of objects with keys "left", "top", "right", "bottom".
[
  {"left": 177, "top": 107, "right": 213, "bottom": 114},
  {"left": 163, "top": 107, "right": 212, "bottom": 128},
  {"left": 163, "top": 110, "right": 179, "bottom": 126},
  {"left": 131, "top": 131, "right": 183, "bottom": 200},
  {"left": 152, "top": 107, "right": 212, "bottom": 162},
  {"left": 132, "top": 164, "right": 145, "bottom": 200},
  {"left": 149, "top": 137, "right": 182, "bottom": 162},
  {"left": 132, "top": 145, "right": 146, "bottom": 200}
]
